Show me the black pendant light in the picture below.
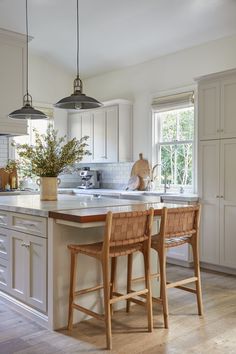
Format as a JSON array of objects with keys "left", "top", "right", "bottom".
[
  {"left": 54, "top": 0, "right": 102, "bottom": 110},
  {"left": 8, "top": 0, "right": 47, "bottom": 120}
]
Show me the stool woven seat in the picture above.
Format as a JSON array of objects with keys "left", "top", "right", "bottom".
[
  {"left": 67, "top": 208, "right": 154, "bottom": 350},
  {"left": 152, "top": 234, "right": 192, "bottom": 248},
  {"left": 68, "top": 242, "right": 143, "bottom": 257}
]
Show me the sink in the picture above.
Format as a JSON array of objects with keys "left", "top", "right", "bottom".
[{"left": 119, "top": 194, "right": 161, "bottom": 202}]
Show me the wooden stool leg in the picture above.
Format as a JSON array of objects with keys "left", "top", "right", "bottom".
[
  {"left": 68, "top": 251, "right": 77, "bottom": 330},
  {"left": 143, "top": 250, "right": 153, "bottom": 332},
  {"left": 102, "top": 260, "right": 112, "bottom": 350},
  {"left": 110, "top": 257, "right": 117, "bottom": 315},
  {"left": 191, "top": 238, "right": 203, "bottom": 316},
  {"left": 126, "top": 254, "right": 133, "bottom": 313},
  {"left": 157, "top": 248, "right": 169, "bottom": 329}
]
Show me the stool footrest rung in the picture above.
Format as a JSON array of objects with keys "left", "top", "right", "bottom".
[
  {"left": 111, "top": 289, "right": 148, "bottom": 304},
  {"left": 72, "top": 303, "right": 104, "bottom": 321},
  {"left": 130, "top": 290, "right": 163, "bottom": 304},
  {"left": 74, "top": 284, "right": 104, "bottom": 296},
  {"left": 166, "top": 277, "right": 198, "bottom": 289}
]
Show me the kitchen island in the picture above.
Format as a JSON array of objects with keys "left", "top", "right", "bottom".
[{"left": 0, "top": 194, "right": 187, "bottom": 330}]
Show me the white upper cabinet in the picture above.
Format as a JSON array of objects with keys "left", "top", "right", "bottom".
[
  {"left": 68, "top": 100, "right": 132, "bottom": 163},
  {"left": 197, "top": 70, "right": 236, "bottom": 140},
  {"left": 220, "top": 77, "right": 236, "bottom": 139},
  {"left": 198, "top": 81, "right": 220, "bottom": 140},
  {"left": 0, "top": 29, "right": 27, "bottom": 135}
]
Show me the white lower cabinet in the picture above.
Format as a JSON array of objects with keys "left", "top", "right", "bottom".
[
  {"left": 9, "top": 230, "right": 47, "bottom": 312},
  {"left": 0, "top": 212, "right": 47, "bottom": 313},
  {"left": 0, "top": 227, "right": 9, "bottom": 291},
  {"left": 199, "top": 139, "right": 236, "bottom": 269}
]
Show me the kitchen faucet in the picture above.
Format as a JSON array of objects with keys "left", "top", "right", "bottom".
[{"left": 163, "top": 172, "right": 171, "bottom": 193}]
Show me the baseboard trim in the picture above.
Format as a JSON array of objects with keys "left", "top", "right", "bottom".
[
  {"left": 0, "top": 291, "right": 48, "bottom": 327},
  {"left": 200, "top": 262, "right": 236, "bottom": 276},
  {"left": 167, "top": 257, "right": 193, "bottom": 268}
]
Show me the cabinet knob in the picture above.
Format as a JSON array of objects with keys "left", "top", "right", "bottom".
[
  {"left": 220, "top": 196, "right": 224, "bottom": 198},
  {"left": 216, "top": 195, "right": 219, "bottom": 198}
]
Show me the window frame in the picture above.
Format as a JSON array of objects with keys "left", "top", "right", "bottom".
[
  {"left": 9, "top": 102, "right": 54, "bottom": 160},
  {"left": 151, "top": 88, "right": 197, "bottom": 193}
]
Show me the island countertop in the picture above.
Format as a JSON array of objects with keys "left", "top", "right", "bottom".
[
  {"left": 49, "top": 202, "right": 185, "bottom": 223},
  {"left": 0, "top": 194, "right": 162, "bottom": 217}
]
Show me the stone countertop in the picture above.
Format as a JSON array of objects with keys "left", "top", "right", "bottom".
[
  {"left": 71, "top": 188, "right": 199, "bottom": 201},
  {"left": 0, "top": 194, "right": 161, "bottom": 217}
]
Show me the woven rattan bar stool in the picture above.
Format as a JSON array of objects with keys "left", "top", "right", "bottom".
[
  {"left": 67, "top": 208, "right": 154, "bottom": 350},
  {"left": 127, "top": 205, "right": 203, "bottom": 329}
]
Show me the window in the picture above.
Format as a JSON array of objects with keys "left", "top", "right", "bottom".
[
  {"left": 153, "top": 91, "right": 194, "bottom": 192},
  {"left": 13, "top": 105, "right": 53, "bottom": 159}
]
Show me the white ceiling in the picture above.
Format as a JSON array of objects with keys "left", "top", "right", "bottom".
[{"left": 0, "top": 0, "right": 236, "bottom": 78}]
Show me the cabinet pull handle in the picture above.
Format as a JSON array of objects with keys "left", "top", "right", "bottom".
[
  {"left": 18, "top": 221, "right": 38, "bottom": 228},
  {"left": 21, "top": 242, "right": 30, "bottom": 248}
]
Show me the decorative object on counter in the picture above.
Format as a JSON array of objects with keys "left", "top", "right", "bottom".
[
  {"left": 1, "top": 160, "right": 18, "bottom": 190},
  {"left": 131, "top": 153, "right": 151, "bottom": 190},
  {"left": 77, "top": 169, "right": 100, "bottom": 189},
  {"left": 8, "top": 0, "right": 47, "bottom": 120},
  {"left": 54, "top": 0, "right": 102, "bottom": 110},
  {"left": 13, "top": 124, "right": 90, "bottom": 200},
  {"left": 125, "top": 175, "right": 140, "bottom": 190}
]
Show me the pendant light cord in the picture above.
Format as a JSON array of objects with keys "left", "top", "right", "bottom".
[
  {"left": 26, "top": 0, "right": 29, "bottom": 96},
  {"left": 76, "top": 0, "right": 79, "bottom": 78}
]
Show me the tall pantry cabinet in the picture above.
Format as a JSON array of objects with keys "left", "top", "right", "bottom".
[{"left": 197, "top": 69, "right": 236, "bottom": 270}]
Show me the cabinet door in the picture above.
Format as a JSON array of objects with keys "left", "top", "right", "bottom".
[
  {"left": 0, "top": 227, "right": 9, "bottom": 260},
  {"left": 0, "top": 36, "right": 27, "bottom": 134},
  {"left": 81, "top": 112, "right": 93, "bottom": 162},
  {"left": 198, "top": 140, "right": 220, "bottom": 264},
  {"left": 220, "top": 77, "right": 236, "bottom": 139},
  {"left": 0, "top": 258, "right": 8, "bottom": 291},
  {"left": 9, "top": 231, "right": 26, "bottom": 301},
  {"left": 198, "top": 82, "right": 220, "bottom": 140},
  {"left": 92, "top": 106, "right": 118, "bottom": 163},
  {"left": 219, "top": 139, "right": 236, "bottom": 268},
  {"left": 106, "top": 106, "right": 118, "bottom": 162},
  {"left": 26, "top": 234, "right": 47, "bottom": 312},
  {"left": 92, "top": 109, "right": 106, "bottom": 162},
  {"left": 68, "top": 113, "right": 82, "bottom": 141}
]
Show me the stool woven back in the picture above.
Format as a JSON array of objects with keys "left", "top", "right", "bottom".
[
  {"left": 160, "top": 205, "right": 201, "bottom": 239},
  {"left": 103, "top": 209, "right": 154, "bottom": 249}
]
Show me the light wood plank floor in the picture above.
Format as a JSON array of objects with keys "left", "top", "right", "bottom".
[{"left": 0, "top": 265, "right": 236, "bottom": 354}]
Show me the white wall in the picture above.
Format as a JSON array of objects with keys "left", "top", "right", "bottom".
[
  {"left": 84, "top": 34, "right": 236, "bottom": 160},
  {"left": 29, "top": 53, "right": 73, "bottom": 136}
]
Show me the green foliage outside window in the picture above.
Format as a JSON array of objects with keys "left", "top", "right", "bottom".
[{"left": 157, "top": 107, "right": 194, "bottom": 187}]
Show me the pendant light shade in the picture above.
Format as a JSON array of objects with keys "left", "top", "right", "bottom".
[
  {"left": 8, "top": 0, "right": 47, "bottom": 120},
  {"left": 54, "top": 0, "right": 102, "bottom": 110}
]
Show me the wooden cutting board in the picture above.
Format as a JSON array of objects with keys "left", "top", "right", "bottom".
[
  {"left": 126, "top": 175, "right": 140, "bottom": 191},
  {"left": 131, "top": 153, "right": 151, "bottom": 190}
]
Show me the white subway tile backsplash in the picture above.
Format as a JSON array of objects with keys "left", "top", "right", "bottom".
[{"left": 0, "top": 137, "right": 8, "bottom": 167}]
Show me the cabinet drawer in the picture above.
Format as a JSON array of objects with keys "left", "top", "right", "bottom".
[
  {"left": 10, "top": 213, "right": 47, "bottom": 238},
  {"left": 0, "top": 228, "right": 8, "bottom": 260},
  {"left": 0, "top": 258, "right": 8, "bottom": 291},
  {"left": 0, "top": 211, "right": 9, "bottom": 227}
]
